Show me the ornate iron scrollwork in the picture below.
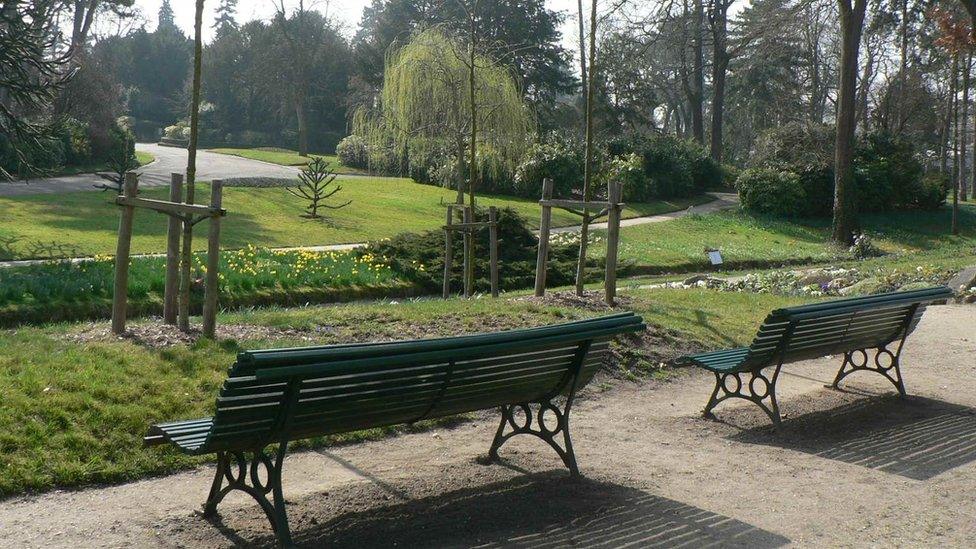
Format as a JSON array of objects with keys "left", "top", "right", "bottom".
[
  {"left": 703, "top": 366, "right": 783, "bottom": 425},
  {"left": 832, "top": 346, "right": 906, "bottom": 395},
  {"left": 203, "top": 443, "right": 293, "bottom": 546}
]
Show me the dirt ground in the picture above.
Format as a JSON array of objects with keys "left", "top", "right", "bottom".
[{"left": 1, "top": 305, "right": 974, "bottom": 548}]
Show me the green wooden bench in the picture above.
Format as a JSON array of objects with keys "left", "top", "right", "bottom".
[
  {"left": 145, "top": 313, "right": 644, "bottom": 546},
  {"left": 677, "top": 286, "right": 953, "bottom": 426}
]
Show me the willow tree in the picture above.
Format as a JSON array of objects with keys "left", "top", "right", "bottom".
[{"left": 354, "top": 29, "right": 534, "bottom": 208}]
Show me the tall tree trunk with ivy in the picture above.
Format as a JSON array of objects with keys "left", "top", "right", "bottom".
[
  {"left": 575, "top": 0, "right": 598, "bottom": 296},
  {"left": 179, "top": 0, "right": 205, "bottom": 331},
  {"left": 831, "top": 0, "right": 867, "bottom": 245}
]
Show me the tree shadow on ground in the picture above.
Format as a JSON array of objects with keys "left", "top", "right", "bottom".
[
  {"left": 730, "top": 394, "right": 976, "bottom": 480},
  {"left": 205, "top": 472, "right": 790, "bottom": 548}
]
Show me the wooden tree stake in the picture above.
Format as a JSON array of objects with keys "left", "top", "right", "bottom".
[
  {"left": 202, "top": 180, "right": 224, "bottom": 338},
  {"left": 534, "top": 178, "right": 554, "bottom": 297},
  {"left": 178, "top": 207, "right": 193, "bottom": 332},
  {"left": 443, "top": 205, "right": 454, "bottom": 299},
  {"left": 163, "top": 173, "right": 183, "bottom": 325},
  {"left": 111, "top": 172, "right": 139, "bottom": 335},
  {"left": 489, "top": 206, "right": 499, "bottom": 298},
  {"left": 605, "top": 182, "right": 622, "bottom": 305}
]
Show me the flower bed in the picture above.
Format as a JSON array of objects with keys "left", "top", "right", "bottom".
[{"left": 0, "top": 247, "right": 407, "bottom": 326}]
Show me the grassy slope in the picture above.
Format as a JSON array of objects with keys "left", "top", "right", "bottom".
[
  {"left": 594, "top": 204, "right": 976, "bottom": 271},
  {"left": 0, "top": 178, "right": 710, "bottom": 260},
  {"left": 0, "top": 287, "right": 806, "bottom": 496},
  {"left": 208, "top": 147, "right": 364, "bottom": 175}
]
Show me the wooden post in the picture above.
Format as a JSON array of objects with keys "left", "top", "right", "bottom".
[
  {"left": 443, "top": 205, "right": 454, "bottom": 299},
  {"left": 462, "top": 206, "right": 472, "bottom": 298},
  {"left": 111, "top": 172, "right": 139, "bottom": 335},
  {"left": 202, "top": 180, "right": 223, "bottom": 338},
  {"left": 605, "top": 181, "right": 622, "bottom": 306},
  {"left": 489, "top": 206, "right": 499, "bottom": 298},
  {"left": 534, "top": 178, "right": 554, "bottom": 297},
  {"left": 163, "top": 173, "right": 183, "bottom": 325}
]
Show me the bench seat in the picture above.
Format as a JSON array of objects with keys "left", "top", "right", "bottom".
[
  {"left": 682, "top": 347, "right": 751, "bottom": 373},
  {"left": 145, "top": 417, "right": 214, "bottom": 452}
]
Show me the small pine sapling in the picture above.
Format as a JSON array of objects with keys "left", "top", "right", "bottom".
[
  {"left": 95, "top": 133, "right": 140, "bottom": 192},
  {"left": 286, "top": 156, "right": 351, "bottom": 219}
]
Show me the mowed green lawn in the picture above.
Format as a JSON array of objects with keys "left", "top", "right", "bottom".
[
  {"left": 0, "top": 286, "right": 809, "bottom": 496},
  {"left": 592, "top": 204, "right": 976, "bottom": 270},
  {"left": 209, "top": 147, "right": 364, "bottom": 174},
  {"left": 0, "top": 177, "right": 709, "bottom": 259}
]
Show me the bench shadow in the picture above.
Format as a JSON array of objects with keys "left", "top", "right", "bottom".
[
  {"left": 730, "top": 394, "right": 976, "bottom": 480},
  {"left": 263, "top": 472, "right": 790, "bottom": 548}
]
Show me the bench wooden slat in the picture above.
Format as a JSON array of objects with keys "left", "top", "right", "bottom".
[{"left": 236, "top": 314, "right": 637, "bottom": 370}]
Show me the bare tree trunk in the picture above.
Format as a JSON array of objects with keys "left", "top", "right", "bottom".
[
  {"left": 831, "top": 0, "right": 867, "bottom": 245},
  {"left": 953, "top": 54, "right": 960, "bottom": 203},
  {"left": 691, "top": 0, "right": 705, "bottom": 144},
  {"left": 857, "top": 43, "right": 875, "bottom": 132},
  {"left": 896, "top": 0, "right": 908, "bottom": 122},
  {"left": 295, "top": 91, "right": 308, "bottom": 157},
  {"left": 70, "top": 0, "right": 99, "bottom": 59},
  {"left": 179, "top": 0, "right": 205, "bottom": 331},
  {"left": 575, "top": 0, "right": 598, "bottom": 296},
  {"left": 577, "top": 0, "right": 588, "bottom": 107},
  {"left": 952, "top": 53, "right": 961, "bottom": 235},
  {"left": 708, "top": 0, "right": 730, "bottom": 162},
  {"left": 963, "top": 51, "right": 972, "bottom": 202},
  {"left": 465, "top": 2, "right": 481, "bottom": 294},
  {"left": 941, "top": 75, "right": 952, "bottom": 176}
]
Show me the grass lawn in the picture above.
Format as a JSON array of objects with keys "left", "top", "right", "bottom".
[
  {"left": 0, "top": 178, "right": 710, "bottom": 260},
  {"left": 592, "top": 204, "right": 976, "bottom": 272},
  {"left": 0, "top": 286, "right": 807, "bottom": 496},
  {"left": 209, "top": 147, "right": 365, "bottom": 175}
]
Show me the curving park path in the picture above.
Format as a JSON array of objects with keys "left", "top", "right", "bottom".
[{"left": 0, "top": 143, "right": 302, "bottom": 197}]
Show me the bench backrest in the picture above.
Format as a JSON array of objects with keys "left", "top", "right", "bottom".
[
  {"left": 741, "top": 286, "right": 952, "bottom": 370},
  {"left": 198, "top": 313, "right": 645, "bottom": 452}
]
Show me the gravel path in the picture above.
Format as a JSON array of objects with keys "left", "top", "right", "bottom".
[{"left": 1, "top": 304, "right": 973, "bottom": 548}]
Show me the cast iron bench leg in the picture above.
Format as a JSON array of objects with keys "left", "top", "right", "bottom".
[
  {"left": 831, "top": 346, "right": 907, "bottom": 396},
  {"left": 487, "top": 398, "right": 580, "bottom": 475},
  {"left": 703, "top": 365, "right": 783, "bottom": 426},
  {"left": 202, "top": 442, "right": 294, "bottom": 547}
]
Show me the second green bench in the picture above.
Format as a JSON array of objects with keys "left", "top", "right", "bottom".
[{"left": 677, "top": 286, "right": 953, "bottom": 425}]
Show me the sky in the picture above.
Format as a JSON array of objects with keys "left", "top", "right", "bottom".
[{"left": 130, "top": 0, "right": 581, "bottom": 44}]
